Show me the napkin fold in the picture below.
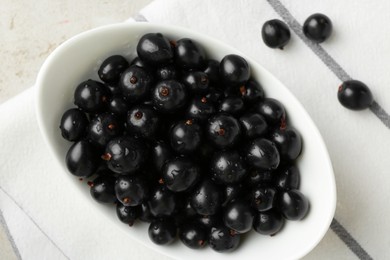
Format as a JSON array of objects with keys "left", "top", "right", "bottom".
[{"left": 2, "top": 0, "right": 390, "bottom": 259}]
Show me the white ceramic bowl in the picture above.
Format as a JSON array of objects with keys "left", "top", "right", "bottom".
[{"left": 35, "top": 23, "right": 336, "bottom": 260}]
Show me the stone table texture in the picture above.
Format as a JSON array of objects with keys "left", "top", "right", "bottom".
[{"left": 0, "top": 0, "right": 152, "bottom": 105}]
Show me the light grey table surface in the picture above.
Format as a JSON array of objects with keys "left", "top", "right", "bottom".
[
  {"left": 0, "top": 1, "right": 152, "bottom": 259},
  {"left": 0, "top": 0, "right": 152, "bottom": 105}
]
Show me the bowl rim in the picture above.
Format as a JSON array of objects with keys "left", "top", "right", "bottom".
[{"left": 35, "top": 22, "right": 337, "bottom": 260}]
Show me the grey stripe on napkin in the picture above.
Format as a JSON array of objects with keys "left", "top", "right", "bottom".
[
  {"left": 331, "top": 219, "right": 373, "bottom": 260},
  {"left": 0, "top": 186, "right": 70, "bottom": 260},
  {"left": 0, "top": 209, "right": 22, "bottom": 260}
]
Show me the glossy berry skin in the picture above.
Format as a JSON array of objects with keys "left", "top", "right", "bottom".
[
  {"left": 151, "top": 141, "right": 173, "bottom": 172},
  {"left": 120, "top": 66, "right": 153, "bottom": 103},
  {"left": 116, "top": 204, "right": 141, "bottom": 226},
  {"left": 148, "top": 186, "right": 177, "bottom": 217},
  {"left": 179, "top": 224, "right": 207, "bottom": 249},
  {"left": 98, "top": 55, "right": 129, "bottom": 83},
  {"left": 195, "top": 214, "right": 221, "bottom": 231},
  {"left": 253, "top": 209, "right": 284, "bottom": 235},
  {"left": 277, "top": 190, "right": 309, "bottom": 220},
  {"left": 126, "top": 105, "right": 159, "bottom": 139},
  {"left": 152, "top": 80, "right": 187, "bottom": 113},
  {"left": 105, "top": 83, "right": 122, "bottom": 96},
  {"left": 254, "top": 98, "right": 286, "bottom": 126},
  {"left": 88, "top": 113, "right": 123, "bottom": 147},
  {"left": 65, "top": 140, "right": 99, "bottom": 177},
  {"left": 162, "top": 157, "right": 200, "bottom": 192},
  {"left": 60, "top": 108, "right": 88, "bottom": 141},
  {"left": 174, "top": 38, "right": 206, "bottom": 70},
  {"left": 222, "top": 184, "right": 244, "bottom": 206},
  {"left": 239, "top": 112, "right": 268, "bottom": 139},
  {"left": 108, "top": 96, "right": 128, "bottom": 117},
  {"left": 303, "top": 13, "right": 333, "bottom": 43},
  {"left": 190, "top": 179, "right": 222, "bottom": 216},
  {"left": 205, "top": 88, "right": 224, "bottom": 104},
  {"left": 203, "top": 59, "right": 220, "bottom": 84},
  {"left": 251, "top": 186, "right": 276, "bottom": 212},
  {"left": 182, "top": 71, "right": 210, "bottom": 94},
  {"left": 206, "top": 113, "right": 241, "bottom": 149},
  {"left": 211, "top": 150, "right": 247, "bottom": 184},
  {"left": 262, "top": 19, "right": 291, "bottom": 49},
  {"left": 139, "top": 202, "right": 154, "bottom": 223},
  {"left": 148, "top": 218, "right": 177, "bottom": 245},
  {"left": 170, "top": 120, "right": 202, "bottom": 154},
  {"left": 74, "top": 79, "right": 108, "bottom": 113},
  {"left": 182, "top": 199, "right": 197, "bottom": 218},
  {"left": 338, "top": 80, "right": 373, "bottom": 110},
  {"left": 156, "top": 64, "right": 178, "bottom": 80},
  {"left": 137, "top": 33, "right": 173, "bottom": 65},
  {"left": 103, "top": 136, "right": 148, "bottom": 174},
  {"left": 223, "top": 200, "right": 254, "bottom": 234},
  {"left": 240, "top": 80, "right": 265, "bottom": 104},
  {"left": 209, "top": 225, "right": 240, "bottom": 253},
  {"left": 186, "top": 96, "right": 216, "bottom": 122},
  {"left": 115, "top": 176, "right": 149, "bottom": 206},
  {"left": 153, "top": 141, "right": 174, "bottom": 170},
  {"left": 219, "top": 97, "right": 245, "bottom": 115},
  {"left": 130, "top": 57, "right": 147, "bottom": 68},
  {"left": 89, "top": 175, "right": 116, "bottom": 203},
  {"left": 273, "top": 165, "right": 300, "bottom": 191},
  {"left": 220, "top": 54, "right": 250, "bottom": 87},
  {"left": 270, "top": 127, "right": 302, "bottom": 161},
  {"left": 246, "top": 138, "right": 280, "bottom": 171},
  {"left": 246, "top": 169, "right": 272, "bottom": 187}
]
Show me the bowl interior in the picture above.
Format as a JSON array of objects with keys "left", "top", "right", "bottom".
[{"left": 35, "top": 23, "right": 336, "bottom": 260}]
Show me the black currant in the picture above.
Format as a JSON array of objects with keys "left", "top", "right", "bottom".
[
  {"left": 98, "top": 55, "right": 129, "bottom": 83},
  {"left": 190, "top": 179, "right": 222, "bottom": 216},
  {"left": 220, "top": 54, "right": 250, "bottom": 87},
  {"left": 152, "top": 80, "right": 187, "bottom": 113},
  {"left": 262, "top": 19, "right": 291, "bottom": 49},
  {"left": 115, "top": 175, "right": 149, "bottom": 206},
  {"left": 303, "top": 13, "right": 333, "bottom": 43},
  {"left": 120, "top": 66, "right": 153, "bottom": 103},
  {"left": 170, "top": 119, "right": 202, "bottom": 154},
  {"left": 126, "top": 105, "right": 159, "bottom": 139},
  {"left": 245, "top": 138, "right": 280, "bottom": 171},
  {"left": 89, "top": 175, "right": 116, "bottom": 203},
  {"left": 174, "top": 38, "right": 206, "bottom": 70},
  {"left": 206, "top": 113, "right": 241, "bottom": 149},
  {"left": 148, "top": 218, "right": 177, "bottom": 245},
  {"left": 137, "top": 33, "right": 173, "bottom": 65},
  {"left": 60, "top": 108, "right": 88, "bottom": 141},
  {"left": 65, "top": 140, "right": 99, "bottom": 177},
  {"left": 209, "top": 225, "right": 240, "bottom": 253},
  {"left": 338, "top": 80, "right": 373, "bottom": 110},
  {"left": 116, "top": 204, "right": 141, "bottom": 226},
  {"left": 162, "top": 157, "right": 200, "bottom": 192},
  {"left": 211, "top": 150, "right": 247, "bottom": 184},
  {"left": 88, "top": 112, "right": 123, "bottom": 147},
  {"left": 253, "top": 209, "right": 284, "bottom": 235},
  {"left": 277, "top": 190, "right": 309, "bottom": 220},
  {"left": 103, "top": 136, "right": 148, "bottom": 174},
  {"left": 74, "top": 79, "right": 108, "bottom": 113},
  {"left": 179, "top": 224, "right": 207, "bottom": 249}
]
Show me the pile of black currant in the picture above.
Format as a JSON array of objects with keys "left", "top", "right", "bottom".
[{"left": 60, "top": 32, "right": 309, "bottom": 253}]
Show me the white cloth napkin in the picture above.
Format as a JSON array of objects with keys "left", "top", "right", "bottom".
[{"left": 1, "top": 0, "right": 390, "bottom": 259}]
